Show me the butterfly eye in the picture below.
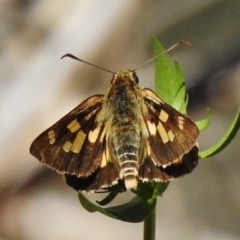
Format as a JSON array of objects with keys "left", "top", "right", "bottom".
[{"left": 132, "top": 72, "right": 139, "bottom": 84}]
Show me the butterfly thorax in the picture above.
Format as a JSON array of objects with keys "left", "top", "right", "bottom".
[{"left": 104, "top": 70, "right": 144, "bottom": 189}]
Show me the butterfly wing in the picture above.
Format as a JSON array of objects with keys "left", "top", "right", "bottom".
[
  {"left": 30, "top": 95, "right": 107, "bottom": 177},
  {"left": 65, "top": 134, "right": 122, "bottom": 191},
  {"left": 139, "top": 146, "right": 198, "bottom": 182},
  {"left": 139, "top": 88, "right": 199, "bottom": 181},
  {"left": 65, "top": 161, "right": 121, "bottom": 192}
]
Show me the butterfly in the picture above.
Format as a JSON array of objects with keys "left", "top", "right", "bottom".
[{"left": 30, "top": 64, "right": 199, "bottom": 192}]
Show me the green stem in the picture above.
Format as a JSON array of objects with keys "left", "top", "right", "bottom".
[{"left": 143, "top": 206, "right": 156, "bottom": 240}]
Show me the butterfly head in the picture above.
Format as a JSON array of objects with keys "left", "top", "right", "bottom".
[{"left": 111, "top": 70, "right": 139, "bottom": 84}]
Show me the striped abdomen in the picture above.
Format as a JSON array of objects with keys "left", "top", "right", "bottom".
[{"left": 113, "top": 131, "right": 141, "bottom": 189}]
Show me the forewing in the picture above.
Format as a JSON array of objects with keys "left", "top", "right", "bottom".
[
  {"left": 141, "top": 88, "right": 199, "bottom": 167},
  {"left": 30, "top": 94, "right": 106, "bottom": 177}
]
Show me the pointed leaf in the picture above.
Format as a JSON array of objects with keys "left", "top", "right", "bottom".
[
  {"left": 105, "top": 196, "right": 156, "bottom": 223},
  {"left": 195, "top": 108, "right": 211, "bottom": 131},
  {"left": 97, "top": 191, "right": 119, "bottom": 206},
  {"left": 152, "top": 37, "right": 187, "bottom": 113},
  {"left": 199, "top": 107, "right": 240, "bottom": 158},
  {"left": 152, "top": 182, "right": 170, "bottom": 199}
]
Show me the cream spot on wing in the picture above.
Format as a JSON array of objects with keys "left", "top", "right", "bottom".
[
  {"left": 48, "top": 130, "right": 56, "bottom": 144},
  {"left": 144, "top": 141, "right": 151, "bottom": 157},
  {"left": 67, "top": 119, "right": 81, "bottom": 133},
  {"left": 99, "top": 126, "right": 106, "bottom": 141},
  {"left": 100, "top": 151, "right": 107, "bottom": 168},
  {"left": 104, "top": 145, "right": 110, "bottom": 167},
  {"left": 63, "top": 141, "right": 72, "bottom": 152},
  {"left": 88, "top": 126, "right": 101, "bottom": 143},
  {"left": 142, "top": 89, "right": 164, "bottom": 104},
  {"left": 71, "top": 130, "right": 86, "bottom": 153},
  {"left": 167, "top": 130, "right": 175, "bottom": 142},
  {"left": 147, "top": 121, "right": 157, "bottom": 135},
  {"left": 157, "top": 122, "right": 169, "bottom": 143},
  {"left": 178, "top": 116, "right": 184, "bottom": 130},
  {"left": 159, "top": 109, "right": 169, "bottom": 122}
]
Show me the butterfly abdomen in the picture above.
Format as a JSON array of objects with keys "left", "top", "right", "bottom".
[{"left": 112, "top": 130, "right": 141, "bottom": 189}]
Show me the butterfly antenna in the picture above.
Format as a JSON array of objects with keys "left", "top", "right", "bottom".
[
  {"left": 61, "top": 53, "right": 115, "bottom": 74},
  {"left": 133, "top": 40, "right": 192, "bottom": 71}
]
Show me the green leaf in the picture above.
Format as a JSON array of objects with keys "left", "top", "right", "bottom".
[
  {"left": 78, "top": 191, "right": 156, "bottom": 223},
  {"left": 172, "top": 62, "right": 187, "bottom": 113},
  {"left": 195, "top": 108, "right": 211, "bottom": 131},
  {"left": 199, "top": 107, "right": 240, "bottom": 158},
  {"left": 78, "top": 181, "right": 169, "bottom": 223},
  {"left": 97, "top": 191, "right": 119, "bottom": 206},
  {"left": 151, "top": 182, "right": 170, "bottom": 199},
  {"left": 132, "top": 181, "right": 169, "bottom": 200},
  {"left": 152, "top": 37, "right": 187, "bottom": 113}
]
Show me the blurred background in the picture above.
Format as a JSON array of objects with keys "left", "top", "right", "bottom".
[{"left": 0, "top": 0, "right": 240, "bottom": 239}]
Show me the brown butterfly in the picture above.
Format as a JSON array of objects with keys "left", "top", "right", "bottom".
[{"left": 30, "top": 42, "right": 199, "bottom": 192}]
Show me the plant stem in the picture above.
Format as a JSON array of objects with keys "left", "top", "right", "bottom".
[{"left": 143, "top": 206, "right": 156, "bottom": 240}]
